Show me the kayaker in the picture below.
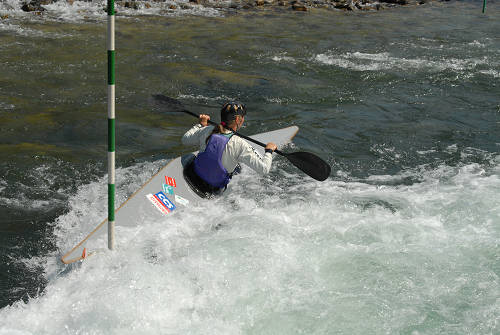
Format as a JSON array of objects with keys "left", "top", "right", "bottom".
[{"left": 182, "top": 102, "right": 277, "bottom": 197}]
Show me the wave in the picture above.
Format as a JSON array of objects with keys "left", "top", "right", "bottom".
[
  {"left": 0, "top": 21, "right": 71, "bottom": 38},
  {"left": 314, "top": 51, "right": 494, "bottom": 73},
  {"left": 390, "top": 38, "right": 493, "bottom": 51},
  {"left": 0, "top": 0, "right": 225, "bottom": 23},
  {"left": 0, "top": 152, "right": 498, "bottom": 334},
  {"left": 479, "top": 69, "right": 500, "bottom": 78},
  {"left": 178, "top": 93, "right": 237, "bottom": 104}
]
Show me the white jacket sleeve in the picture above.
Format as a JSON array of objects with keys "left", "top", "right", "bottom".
[
  {"left": 182, "top": 127, "right": 273, "bottom": 175},
  {"left": 236, "top": 139, "right": 273, "bottom": 175},
  {"left": 181, "top": 124, "right": 214, "bottom": 149}
]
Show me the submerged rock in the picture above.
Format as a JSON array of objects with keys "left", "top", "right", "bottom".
[
  {"left": 19, "top": 0, "right": 439, "bottom": 14},
  {"left": 123, "top": 1, "right": 140, "bottom": 9},
  {"left": 292, "top": 2, "right": 307, "bottom": 11},
  {"left": 380, "top": 0, "right": 408, "bottom": 4},
  {"left": 334, "top": 0, "right": 357, "bottom": 10},
  {"left": 21, "top": 0, "right": 57, "bottom": 12}
]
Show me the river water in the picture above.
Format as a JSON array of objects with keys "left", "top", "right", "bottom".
[{"left": 0, "top": 0, "right": 499, "bottom": 333}]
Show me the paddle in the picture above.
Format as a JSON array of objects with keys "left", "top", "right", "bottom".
[{"left": 152, "top": 94, "right": 331, "bottom": 181}]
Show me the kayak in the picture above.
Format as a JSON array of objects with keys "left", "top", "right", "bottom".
[{"left": 61, "top": 125, "right": 299, "bottom": 264}]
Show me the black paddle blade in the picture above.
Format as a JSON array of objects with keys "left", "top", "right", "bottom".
[
  {"left": 152, "top": 94, "right": 331, "bottom": 181},
  {"left": 285, "top": 152, "right": 331, "bottom": 181}
]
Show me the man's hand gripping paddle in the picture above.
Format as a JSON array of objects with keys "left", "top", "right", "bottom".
[{"left": 152, "top": 94, "right": 331, "bottom": 181}]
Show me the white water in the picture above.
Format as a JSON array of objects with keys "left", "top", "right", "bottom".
[
  {"left": 0, "top": 0, "right": 224, "bottom": 24},
  {"left": 262, "top": 37, "right": 500, "bottom": 82},
  {"left": 313, "top": 51, "right": 497, "bottom": 75},
  {"left": 0, "top": 153, "right": 498, "bottom": 334}
]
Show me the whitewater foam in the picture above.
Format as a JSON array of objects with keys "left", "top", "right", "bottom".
[
  {"left": 0, "top": 0, "right": 224, "bottom": 23},
  {"left": 270, "top": 53, "right": 297, "bottom": 64},
  {"left": 177, "top": 93, "right": 236, "bottom": 104},
  {"left": 0, "top": 153, "right": 498, "bottom": 334},
  {"left": 314, "top": 51, "right": 493, "bottom": 74},
  {"left": 0, "top": 21, "right": 71, "bottom": 38}
]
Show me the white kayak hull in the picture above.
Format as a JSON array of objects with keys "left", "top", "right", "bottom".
[{"left": 61, "top": 125, "right": 299, "bottom": 264}]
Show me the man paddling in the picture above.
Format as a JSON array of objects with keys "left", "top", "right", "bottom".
[{"left": 182, "top": 102, "right": 277, "bottom": 197}]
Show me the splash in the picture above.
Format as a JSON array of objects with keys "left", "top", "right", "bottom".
[
  {"left": 314, "top": 51, "right": 493, "bottom": 73},
  {"left": 0, "top": 0, "right": 225, "bottom": 23},
  {"left": 0, "top": 154, "right": 498, "bottom": 334}
]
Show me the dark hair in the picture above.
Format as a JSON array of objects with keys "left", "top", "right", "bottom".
[
  {"left": 220, "top": 102, "right": 246, "bottom": 123},
  {"left": 205, "top": 123, "right": 226, "bottom": 144},
  {"left": 205, "top": 102, "right": 246, "bottom": 144}
]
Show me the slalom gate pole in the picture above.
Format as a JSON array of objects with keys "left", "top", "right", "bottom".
[{"left": 107, "top": 0, "right": 116, "bottom": 250}]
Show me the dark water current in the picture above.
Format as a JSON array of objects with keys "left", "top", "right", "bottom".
[{"left": 0, "top": 0, "right": 499, "bottom": 333}]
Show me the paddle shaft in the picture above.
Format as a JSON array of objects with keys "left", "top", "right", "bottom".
[
  {"left": 181, "top": 109, "right": 286, "bottom": 156},
  {"left": 152, "top": 93, "right": 331, "bottom": 181}
]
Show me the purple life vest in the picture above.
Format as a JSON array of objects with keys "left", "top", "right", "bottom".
[{"left": 193, "top": 134, "right": 232, "bottom": 189}]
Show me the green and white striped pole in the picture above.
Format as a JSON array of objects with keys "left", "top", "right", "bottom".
[{"left": 107, "top": 0, "right": 115, "bottom": 250}]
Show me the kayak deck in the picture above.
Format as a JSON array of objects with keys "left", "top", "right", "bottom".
[{"left": 61, "top": 126, "right": 299, "bottom": 264}]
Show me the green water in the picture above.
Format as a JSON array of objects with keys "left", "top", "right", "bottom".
[{"left": 0, "top": 1, "right": 499, "bottom": 333}]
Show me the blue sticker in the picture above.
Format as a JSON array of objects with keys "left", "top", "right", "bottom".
[
  {"left": 162, "top": 183, "right": 175, "bottom": 195},
  {"left": 153, "top": 191, "right": 176, "bottom": 213}
]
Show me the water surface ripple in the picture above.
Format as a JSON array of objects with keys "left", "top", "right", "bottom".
[{"left": 0, "top": 1, "right": 499, "bottom": 334}]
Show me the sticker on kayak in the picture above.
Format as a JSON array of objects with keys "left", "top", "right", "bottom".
[
  {"left": 174, "top": 194, "right": 189, "bottom": 206},
  {"left": 165, "top": 176, "right": 176, "bottom": 187},
  {"left": 146, "top": 191, "right": 176, "bottom": 215},
  {"left": 162, "top": 183, "right": 174, "bottom": 195}
]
